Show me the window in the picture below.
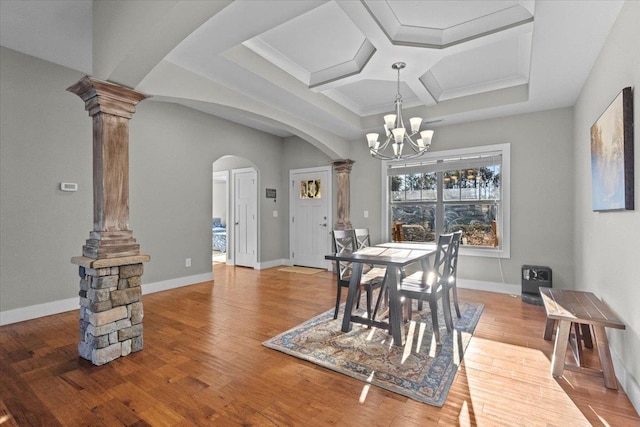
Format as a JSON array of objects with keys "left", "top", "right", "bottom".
[{"left": 384, "top": 143, "right": 510, "bottom": 258}]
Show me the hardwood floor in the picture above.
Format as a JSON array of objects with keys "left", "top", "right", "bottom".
[{"left": 1, "top": 264, "right": 638, "bottom": 426}]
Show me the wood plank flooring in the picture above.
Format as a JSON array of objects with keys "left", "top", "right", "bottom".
[{"left": 1, "top": 264, "right": 638, "bottom": 426}]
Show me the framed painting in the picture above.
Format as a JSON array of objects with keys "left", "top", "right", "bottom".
[{"left": 590, "top": 87, "right": 634, "bottom": 211}]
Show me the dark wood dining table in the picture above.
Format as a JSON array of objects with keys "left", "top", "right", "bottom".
[{"left": 325, "top": 245, "right": 435, "bottom": 346}]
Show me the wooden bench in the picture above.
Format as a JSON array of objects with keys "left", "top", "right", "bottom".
[{"left": 540, "top": 288, "right": 625, "bottom": 389}]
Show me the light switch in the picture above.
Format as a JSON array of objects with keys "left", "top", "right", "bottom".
[
  {"left": 364, "top": 210, "right": 369, "bottom": 218},
  {"left": 273, "top": 210, "right": 278, "bottom": 217}
]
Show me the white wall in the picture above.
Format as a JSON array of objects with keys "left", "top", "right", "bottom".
[{"left": 573, "top": 0, "right": 640, "bottom": 403}]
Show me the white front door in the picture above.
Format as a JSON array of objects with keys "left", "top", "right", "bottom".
[
  {"left": 234, "top": 168, "right": 257, "bottom": 268},
  {"left": 290, "top": 166, "right": 331, "bottom": 269}
]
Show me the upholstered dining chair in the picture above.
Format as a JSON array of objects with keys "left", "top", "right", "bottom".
[
  {"left": 331, "top": 229, "right": 384, "bottom": 321},
  {"left": 399, "top": 232, "right": 454, "bottom": 344},
  {"left": 445, "top": 230, "right": 463, "bottom": 318}
]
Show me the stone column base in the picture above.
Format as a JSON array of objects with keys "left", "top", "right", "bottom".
[{"left": 72, "top": 254, "right": 150, "bottom": 365}]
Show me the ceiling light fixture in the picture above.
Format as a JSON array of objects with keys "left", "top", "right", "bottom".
[{"left": 366, "top": 62, "right": 434, "bottom": 161}]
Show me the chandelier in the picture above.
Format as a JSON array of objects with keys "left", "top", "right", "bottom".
[{"left": 366, "top": 62, "right": 434, "bottom": 160}]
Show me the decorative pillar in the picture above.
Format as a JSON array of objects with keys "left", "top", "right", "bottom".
[
  {"left": 333, "top": 159, "right": 355, "bottom": 230},
  {"left": 68, "top": 76, "right": 150, "bottom": 365}
]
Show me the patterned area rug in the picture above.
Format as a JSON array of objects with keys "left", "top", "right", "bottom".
[
  {"left": 277, "top": 266, "right": 326, "bottom": 275},
  {"left": 263, "top": 300, "right": 483, "bottom": 406}
]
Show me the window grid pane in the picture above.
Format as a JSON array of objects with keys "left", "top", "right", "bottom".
[{"left": 389, "top": 161, "right": 502, "bottom": 248}]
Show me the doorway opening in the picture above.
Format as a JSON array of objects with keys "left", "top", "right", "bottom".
[
  {"left": 289, "top": 166, "right": 332, "bottom": 269},
  {"left": 212, "top": 170, "right": 228, "bottom": 266},
  {"left": 212, "top": 156, "right": 259, "bottom": 272}
]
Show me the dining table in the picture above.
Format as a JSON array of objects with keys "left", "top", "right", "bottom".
[{"left": 325, "top": 245, "right": 435, "bottom": 346}]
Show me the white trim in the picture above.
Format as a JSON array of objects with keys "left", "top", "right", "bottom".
[
  {"left": 611, "top": 347, "right": 640, "bottom": 416},
  {"left": 0, "top": 296, "right": 78, "bottom": 326},
  {"left": 457, "top": 278, "right": 520, "bottom": 295},
  {"left": 0, "top": 272, "right": 213, "bottom": 326},
  {"left": 256, "top": 258, "right": 289, "bottom": 270},
  {"left": 142, "top": 272, "right": 213, "bottom": 295}
]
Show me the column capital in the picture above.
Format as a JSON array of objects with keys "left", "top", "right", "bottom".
[
  {"left": 67, "top": 76, "right": 148, "bottom": 119},
  {"left": 332, "top": 159, "right": 355, "bottom": 174}
]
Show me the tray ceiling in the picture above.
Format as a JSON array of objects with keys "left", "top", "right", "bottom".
[{"left": 0, "top": 0, "right": 625, "bottom": 154}]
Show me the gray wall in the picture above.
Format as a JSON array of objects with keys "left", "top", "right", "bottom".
[
  {"left": 573, "top": 0, "right": 640, "bottom": 389},
  {"left": 0, "top": 46, "right": 290, "bottom": 311},
  {"left": 1, "top": 47, "right": 91, "bottom": 311},
  {"left": 129, "top": 101, "right": 286, "bottom": 282},
  {"left": 350, "top": 107, "right": 576, "bottom": 289}
]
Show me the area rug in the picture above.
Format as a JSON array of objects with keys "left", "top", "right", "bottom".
[
  {"left": 277, "top": 266, "right": 326, "bottom": 275},
  {"left": 263, "top": 300, "right": 483, "bottom": 406}
]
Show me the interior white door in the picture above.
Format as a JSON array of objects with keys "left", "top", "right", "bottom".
[
  {"left": 290, "top": 167, "right": 331, "bottom": 269},
  {"left": 234, "top": 169, "right": 257, "bottom": 268}
]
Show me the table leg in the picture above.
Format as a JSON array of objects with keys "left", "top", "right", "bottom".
[
  {"left": 551, "top": 320, "right": 571, "bottom": 378},
  {"left": 341, "top": 262, "right": 363, "bottom": 333},
  {"left": 593, "top": 326, "right": 618, "bottom": 389},
  {"left": 387, "top": 267, "right": 405, "bottom": 346}
]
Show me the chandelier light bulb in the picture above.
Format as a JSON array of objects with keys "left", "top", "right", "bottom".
[
  {"left": 391, "top": 127, "right": 405, "bottom": 143},
  {"left": 409, "top": 117, "right": 422, "bottom": 133},
  {"left": 420, "top": 130, "right": 434, "bottom": 146},
  {"left": 392, "top": 142, "right": 403, "bottom": 157},
  {"left": 366, "top": 133, "right": 379, "bottom": 149},
  {"left": 384, "top": 114, "right": 397, "bottom": 129}
]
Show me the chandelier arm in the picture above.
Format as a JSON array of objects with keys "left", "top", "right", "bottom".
[{"left": 365, "top": 61, "right": 433, "bottom": 161}]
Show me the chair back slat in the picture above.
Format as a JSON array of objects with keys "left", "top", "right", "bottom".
[
  {"left": 432, "top": 233, "right": 454, "bottom": 287},
  {"left": 448, "top": 230, "right": 462, "bottom": 277},
  {"left": 332, "top": 229, "right": 356, "bottom": 281},
  {"left": 353, "top": 228, "right": 371, "bottom": 250}
]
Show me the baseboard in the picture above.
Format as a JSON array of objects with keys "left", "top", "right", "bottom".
[
  {"left": 256, "top": 259, "right": 289, "bottom": 270},
  {"left": 142, "top": 272, "right": 213, "bottom": 295},
  {"left": 0, "top": 297, "right": 78, "bottom": 326},
  {"left": 611, "top": 347, "right": 640, "bottom": 415},
  {"left": 0, "top": 272, "right": 214, "bottom": 326},
  {"left": 457, "top": 278, "right": 520, "bottom": 295}
]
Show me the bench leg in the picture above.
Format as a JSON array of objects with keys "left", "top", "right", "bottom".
[
  {"left": 543, "top": 318, "right": 555, "bottom": 341},
  {"left": 593, "top": 326, "right": 618, "bottom": 390},
  {"left": 551, "top": 320, "right": 571, "bottom": 378},
  {"left": 581, "top": 323, "right": 593, "bottom": 349}
]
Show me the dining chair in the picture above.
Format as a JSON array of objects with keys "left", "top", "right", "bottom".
[
  {"left": 332, "top": 229, "right": 384, "bottom": 321},
  {"left": 354, "top": 228, "right": 371, "bottom": 250},
  {"left": 354, "top": 228, "right": 388, "bottom": 317},
  {"left": 399, "top": 232, "right": 454, "bottom": 344},
  {"left": 445, "top": 230, "right": 463, "bottom": 318}
]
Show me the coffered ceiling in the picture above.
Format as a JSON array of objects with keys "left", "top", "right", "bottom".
[{"left": 0, "top": 0, "right": 624, "bottom": 158}]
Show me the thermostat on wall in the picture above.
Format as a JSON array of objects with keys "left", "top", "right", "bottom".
[{"left": 60, "top": 182, "right": 78, "bottom": 192}]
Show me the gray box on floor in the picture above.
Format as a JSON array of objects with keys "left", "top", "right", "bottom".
[{"left": 521, "top": 265, "right": 552, "bottom": 305}]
